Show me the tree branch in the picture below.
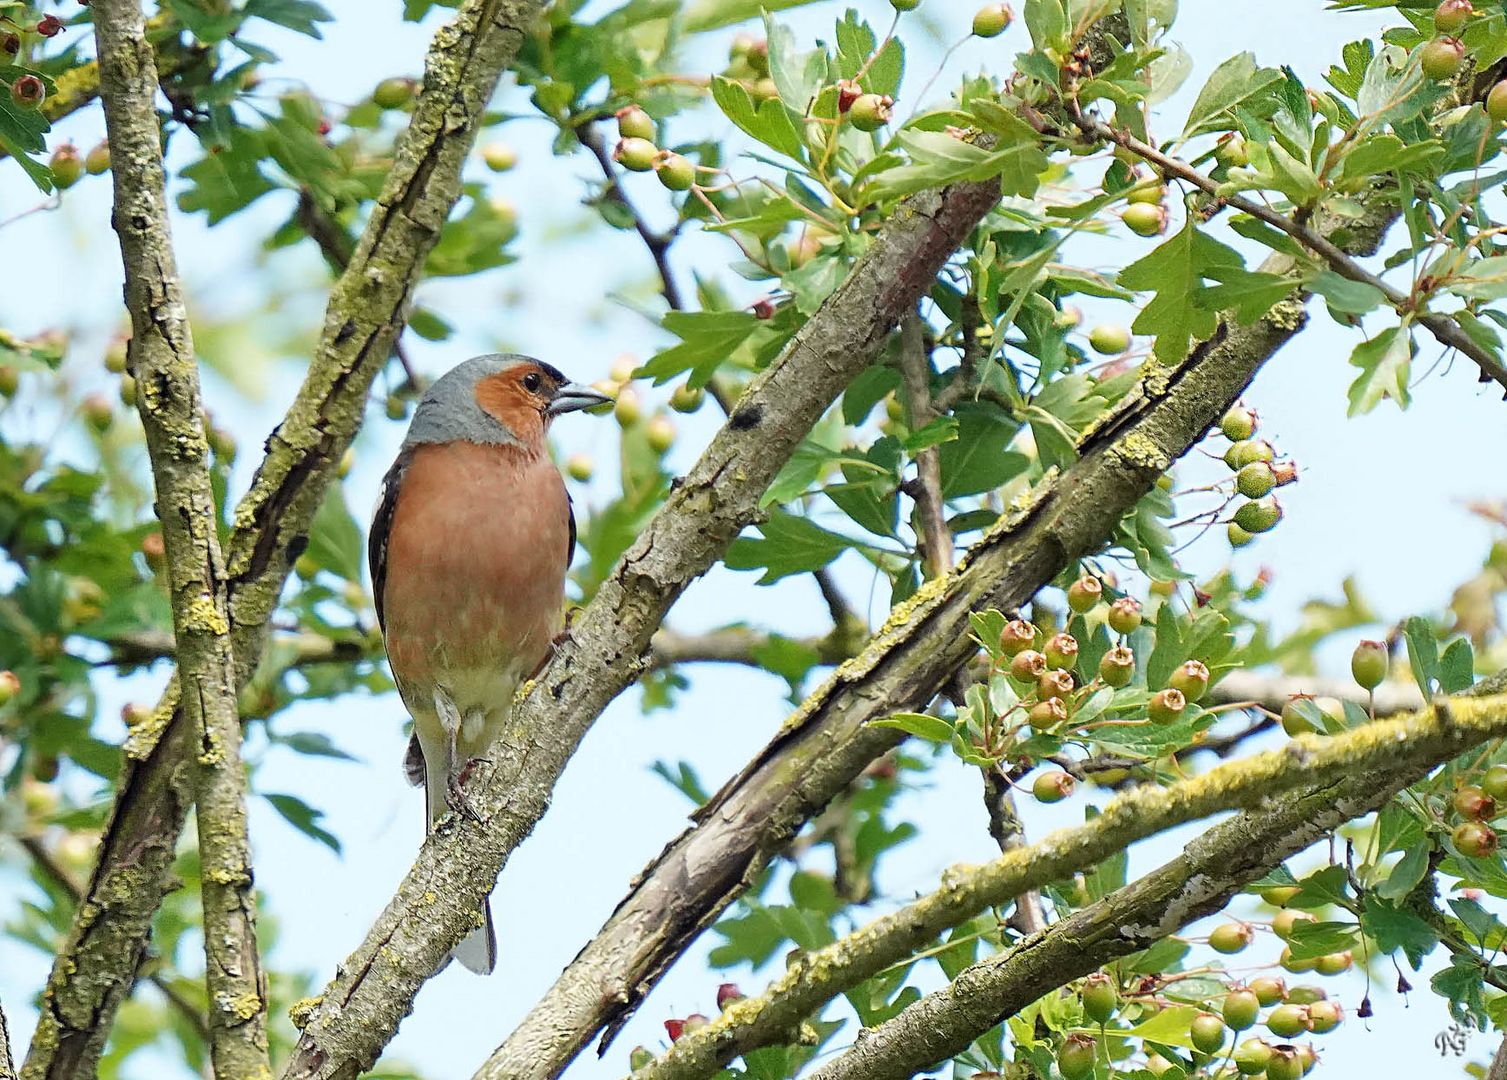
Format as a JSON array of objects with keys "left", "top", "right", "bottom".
[
  {"left": 90, "top": 2, "right": 268, "bottom": 1076},
  {"left": 632, "top": 688, "right": 1507, "bottom": 1079},
  {"left": 279, "top": 115, "right": 1007, "bottom": 1080},
  {"left": 0, "top": 998, "right": 13, "bottom": 1080},
  {"left": 1490, "top": 1032, "right": 1507, "bottom": 1080},
  {"left": 23, "top": 3, "right": 547, "bottom": 1076}
]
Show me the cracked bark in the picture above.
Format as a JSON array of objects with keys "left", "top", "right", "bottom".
[{"left": 21, "top": 3, "right": 547, "bottom": 1077}]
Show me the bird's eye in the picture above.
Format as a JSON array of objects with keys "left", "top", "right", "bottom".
[{"left": 522, "top": 372, "right": 543, "bottom": 393}]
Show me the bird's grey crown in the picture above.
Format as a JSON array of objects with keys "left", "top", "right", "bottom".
[{"left": 401, "top": 353, "right": 543, "bottom": 450}]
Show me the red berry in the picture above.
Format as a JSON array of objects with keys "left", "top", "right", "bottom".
[
  {"left": 1350, "top": 639, "right": 1387, "bottom": 690},
  {"left": 1421, "top": 36, "right": 1465, "bottom": 81},
  {"left": 835, "top": 79, "right": 861, "bottom": 113},
  {"left": 1099, "top": 646, "right": 1135, "bottom": 688},
  {"left": 1107, "top": 596, "right": 1142, "bottom": 635},
  {"left": 1066, "top": 575, "right": 1102, "bottom": 612},
  {"left": 716, "top": 982, "right": 743, "bottom": 1009},
  {"left": 1435, "top": 0, "right": 1473, "bottom": 34},
  {"left": 1045, "top": 632, "right": 1078, "bottom": 670},
  {"left": 1169, "top": 659, "right": 1210, "bottom": 701},
  {"left": 1010, "top": 649, "right": 1046, "bottom": 681},
  {"left": 2, "top": 32, "right": 19, "bottom": 54},
  {"left": 664, "top": 1018, "right": 686, "bottom": 1041},
  {"left": 1454, "top": 819, "right": 1498, "bottom": 857},
  {"left": 999, "top": 619, "right": 1036, "bottom": 656},
  {"left": 11, "top": 74, "right": 45, "bottom": 109},
  {"left": 1148, "top": 687, "right": 1185, "bottom": 724}
]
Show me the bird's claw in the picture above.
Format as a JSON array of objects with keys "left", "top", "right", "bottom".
[{"left": 445, "top": 768, "right": 482, "bottom": 823}]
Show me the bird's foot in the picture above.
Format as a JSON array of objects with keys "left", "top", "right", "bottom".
[{"left": 445, "top": 768, "right": 483, "bottom": 823}]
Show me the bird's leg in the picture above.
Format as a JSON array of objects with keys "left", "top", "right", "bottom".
[{"left": 432, "top": 687, "right": 481, "bottom": 822}]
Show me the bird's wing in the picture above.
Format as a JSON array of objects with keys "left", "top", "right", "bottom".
[
  {"left": 368, "top": 453, "right": 409, "bottom": 635},
  {"left": 567, "top": 488, "right": 577, "bottom": 565}
]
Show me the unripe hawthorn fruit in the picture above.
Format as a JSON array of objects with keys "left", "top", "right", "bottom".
[
  {"left": 614, "top": 387, "right": 643, "bottom": 426},
  {"left": 0, "top": 670, "right": 19, "bottom": 706},
  {"left": 751, "top": 77, "right": 778, "bottom": 102},
  {"left": 1350, "top": 639, "right": 1387, "bottom": 690},
  {"left": 745, "top": 38, "right": 770, "bottom": 77},
  {"left": 683, "top": 1014, "right": 709, "bottom": 1034},
  {"left": 1421, "top": 36, "right": 1465, "bottom": 80},
  {"left": 613, "top": 136, "right": 658, "bottom": 172},
  {"left": 972, "top": 3, "right": 1014, "bottom": 37},
  {"left": 1038, "top": 668, "right": 1075, "bottom": 701},
  {"left": 1088, "top": 323, "right": 1131, "bottom": 354},
  {"left": 669, "top": 382, "right": 704, "bottom": 413},
  {"left": 84, "top": 140, "right": 110, "bottom": 175},
  {"left": 50, "top": 144, "right": 82, "bottom": 189},
  {"left": 629, "top": 1047, "right": 654, "bottom": 1070},
  {"left": 1265, "top": 1047, "right": 1305, "bottom": 1080},
  {"left": 1029, "top": 697, "right": 1068, "bottom": 731},
  {"left": 1191, "top": 1011, "right": 1227, "bottom": 1054},
  {"left": 1169, "top": 659, "right": 1210, "bottom": 701},
  {"left": 610, "top": 354, "right": 637, "bottom": 382},
  {"left": 1488, "top": 80, "right": 1507, "bottom": 122},
  {"left": 1234, "top": 1038, "right": 1273, "bottom": 1074},
  {"left": 1296, "top": 1043, "right": 1319, "bottom": 1073},
  {"left": 1223, "top": 988, "right": 1260, "bottom": 1030},
  {"left": 1033, "top": 769, "right": 1075, "bottom": 803},
  {"left": 849, "top": 93, "right": 893, "bottom": 132},
  {"left": 1281, "top": 945, "right": 1316, "bottom": 973},
  {"left": 1315, "top": 950, "right": 1352, "bottom": 976},
  {"left": 1224, "top": 437, "right": 1276, "bottom": 470},
  {"left": 1272, "top": 907, "right": 1315, "bottom": 940},
  {"left": 1126, "top": 180, "right": 1165, "bottom": 205},
  {"left": 1107, "top": 596, "right": 1142, "bottom": 635},
  {"left": 1057, "top": 1033, "right": 1095, "bottom": 1080},
  {"left": 1454, "top": 819, "right": 1499, "bottom": 857},
  {"left": 1081, "top": 972, "right": 1117, "bottom": 1023},
  {"left": 1281, "top": 696, "right": 1319, "bottom": 736},
  {"left": 1266, "top": 1003, "right": 1309, "bottom": 1038},
  {"left": 480, "top": 142, "right": 517, "bottom": 172},
  {"left": 1099, "top": 646, "right": 1135, "bottom": 688},
  {"left": 1306, "top": 1000, "right": 1342, "bottom": 1033},
  {"left": 1044, "top": 632, "right": 1078, "bottom": 670},
  {"left": 1209, "top": 922, "right": 1253, "bottom": 954},
  {"left": 655, "top": 151, "right": 696, "bottom": 191},
  {"left": 999, "top": 618, "right": 1035, "bottom": 656},
  {"left": 1435, "top": 0, "right": 1473, "bottom": 33},
  {"left": 1233, "top": 496, "right": 1282, "bottom": 534},
  {"left": 1236, "top": 461, "right": 1276, "bottom": 499},
  {"left": 1285, "top": 985, "right": 1326, "bottom": 1005},
  {"left": 1121, "top": 202, "right": 1167, "bottom": 236},
  {"left": 1249, "top": 975, "right": 1286, "bottom": 1006},
  {"left": 1066, "top": 575, "right": 1102, "bottom": 612},
  {"left": 372, "top": 76, "right": 417, "bottom": 110},
  {"left": 1221, "top": 403, "right": 1257, "bottom": 441},
  {"left": 616, "top": 104, "right": 655, "bottom": 142},
  {"left": 1055, "top": 304, "right": 1082, "bottom": 329},
  {"left": 1483, "top": 764, "right": 1507, "bottom": 801},
  {"left": 646, "top": 415, "right": 676, "bottom": 454},
  {"left": 1216, "top": 131, "right": 1249, "bottom": 168},
  {"left": 1010, "top": 649, "right": 1046, "bottom": 680},
  {"left": 294, "top": 554, "right": 320, "bottom": 579},
  {"left": 385, "top": 395, "right": 407, "bottom": 420},
  {"left": 565, "top": 453, "right": 594, "bottom": 482},
  {"left": 883, "top": 393, "right": 906, "bottom": 424},
  {"left": 1455, "top": 784, "right": 1497, "bottom": 820},
  {"left": 81, "top": 393, "right": 113, "bottom": 434},
  {"left": 1227, "top": 521, "right": 1255, "bottom": 548},
  {"left": 141, "top": 531, "right": 167, "bottom": 571},
  {"left": 891, "top": 0, "right": 921, "bottom": 9},
  {"left": 1148, "top": 687, "right": 1185, "bottom": 724}
]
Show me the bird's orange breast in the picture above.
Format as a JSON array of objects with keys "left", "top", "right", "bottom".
[{"left": 380, "top": 440, "right": 570, "bottom": 694}]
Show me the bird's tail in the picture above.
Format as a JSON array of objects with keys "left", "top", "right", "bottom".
[{"left": 423, "top": 757, "right": 498, "bottom": 975}]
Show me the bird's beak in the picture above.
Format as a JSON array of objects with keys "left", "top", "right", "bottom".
[{"left": 546, "top": 381, "right": 614, "bottom": 416}]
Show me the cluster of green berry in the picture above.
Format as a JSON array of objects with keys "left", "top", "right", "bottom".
[
  {"left": 1216, "top": 404, "right": 1297, "bottom": 548},
  {"left": 610, "top": 104, "right": 698, "bottom": 191},
  {"left": 1449, "top": 764, "right": 1507, "bottom": 857},
  {"left": 1120, "top": 172, "right": 1169, "bottom": 238},
  {"left": 1421, "top": 0, "right": 1507, "bottom": 120},
  {"left": 46, "top": 141, "right": 110, "bottom": 190}
]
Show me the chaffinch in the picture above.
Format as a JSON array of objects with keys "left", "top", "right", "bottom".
[{"left": 367, "top": 354, "right": 609, "bottom": 973}]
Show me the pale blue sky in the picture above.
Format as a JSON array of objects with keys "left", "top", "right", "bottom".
[{"left": 3, "top": 2, "right": 1505, "bottom": 1078}]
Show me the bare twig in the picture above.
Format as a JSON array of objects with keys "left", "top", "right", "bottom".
[{"left": 896, "top": 311, "right": 952, "bottom": 578}]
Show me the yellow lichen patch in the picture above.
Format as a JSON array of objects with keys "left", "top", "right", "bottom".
[
  {"left": 182, "top": 593, "right": 230, "bottom": 636},
  {"left": 288, "top": 996, "right": 322, "bottom": 1030},
  {"left": 512, "top": 678, "right": 536, "bottom": 706},
  {"left": 1266, "top": 297, "right": 1306, "bottom": 331},
  {"left": 205, "top": 867, "right": 251, "bottom": 887},
  {"left": 1109, "top": 432, "right": 1170, "bottom": 472},
  {"left": 124, "top": 697, "right": 176, "bottom": 759},
  {"left": 216, "top": 989, "right": 265, "bottom": 1021}
]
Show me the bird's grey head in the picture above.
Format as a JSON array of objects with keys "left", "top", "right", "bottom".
[{"left": 400, "top": 354, "right": 609, "bottom": 450}]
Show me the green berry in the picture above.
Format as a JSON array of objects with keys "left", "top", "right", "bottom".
[
  {"left": 1488, "top": 80, "right": 1507, "bottom": 123},
  {"left": 1126, "top": 180, "right": 1165, "bottom": 205},
  {"left": 745, "top": 39, "right": 770, "bottom": 77},
  {"left": 1221, "top": 403, "right": 1257, "bottom": 441},
  {"left": 1435, "top": 0, "right": 1473, "bottom": 35},
  {"left": 1067, "top": 575, "right": 1102, "bottom": 612},
  {"left": 646, "top": 415, "right": 676, "bottom": 454},
  {"left": 1350, "top": 639, "right": 1387, "bottom": 690},
  {"left": 1122, "top": 202, "right": 1167, "bottom": 236},
  {"left": 1081, "top": 972, "right": 1117, "bottom": 1023},
  {"left": 1148, "top": 687, "right": 1186, "bottom": 725},
  {"left": 1233, "top": 496, "right": 1282, "bottom": 534},
  {"left": 119, "top": 374, "right": 138, "bottom": 408},
  {"left": 1266, "top": 1047, "right": 1305, "bottom": 1080},
  {"left": 1010, "top": 649, "right": 1046, "bottom": 681},
  {"left": 1272, "top": 907, "right": 1315, "bottom": 940},
  {"left": 891, "top": 0, "right": 921, "bottom": 8},
  {"left": 1454, "top": 819, "right": 1499, "bottom": 857},
  {"left": 1314, "top": 951, "right": 1352, "bottom": 976},
  {"left": 480, "top": 142, "right": 517, "bottom": 172},
  {"left": 1099, "top": 646, "right": 1135, "bottom": 688},
  {"left": 1483, "top": 764, "right": 1507, "bottom": 801},
  {"left": 614, "top": 387, "right": 643, "bottom": 426},
  {"left": 1234, "top": 1038, "right": 1273, "bottom": 1075},
  {"left": 104, "top": 337, "right": 129, "bottom": 374},
  {"left": 565, "top": 454, "right": 594, "bottom": 482},
  {"left": 1249, "top": 976, "right": 1286, "bottom": 1006},
  {"left": 1281, "top": 696, "right": 1319, "bottom": 736},
  {"left": 1088, "top": 324, "right": 1131, "bottom": 354},
  {"left": 655, "top": 151, "right": 697, "bottom": 191},
  {"left": 972, "top": 3, "right": 1014, "bottom": 37},
  {"left": 616, "top": 104, "right": 655, "bottom": 142},
  {"left": 1209, "top": 922, "right": 1253, "bottom": 954},
  {"left": 50, "top": 144, "right": 83, "bottom": 190},
  {"left": 669, "top": 383, "right": 704, "bottom": 413},
  {"left": 1191, "top": 1011, "right": 1227, "bottom": 1054},
  {"left": 1057, "top": 1033, "right": 1096, "bottom": 1080},
  {"left": 1224, "top": 438, "right": 1275, "bottom": 469},
  {"left": 613, "top": 137, "right": 658, "bottom": 172},
  {"left": 1285, "top": 985, "right": 1326, "bottom": 1005},
  {"left": 1223, "top": 988, "right": 1260, "bottom": 1031},
  {"left": 1266, "top": 1004, "right": 1309, "bottom": 1039},
  {"left": 1306, "top": 1000, "right": 1342, "bottom": 1033},
  {"left": 0, "top": 670, "right": 19, "bottom": 706},
  {"left": 999, "top": 619, "right": 1036, "bottom": 656},
  {"left": 849, "top": 93, "right": 894, "bottom": 132},
  {"left": 1281, "top": 945, "right": 1317, "bottom": 973},
  {"left": 81, "top": 393, "right": 114, "bottom": 434},
  {"left": 1029, "top": 697, "right": 1068, "bottom": 731},
  {"left": 1038, "top": 668, "right": 1075, "bottom": 701},
  {"left": 11, "top": 74, "right": 44, "bottom": 110},
  {"left": 372, "top": 77, "right": 417, "bottom": 110},
  {"left": 1455, "top": 784, "right": 1497, "bottom": 821},
  {"left": 1044, "top": 632, "right": 1078, "bottom": 670},
  {"left": 84, "top": 140, "right": 111, "bottom": 175},
  {"left": 1107, "top": 597, "right": 1142, "bottom": 635},
  {"left": 1033, "top": 769, "right": 1075, "bottom": 803},
  {"left": 1421, "top": 36, "right": 1465, "bottom": 80},
  {"left": 1227, "top": 521, "right": 1254, "bottom": 548},
  {"left": 629, "top": 1047, "right": 654, "bottom": 1070},
  {"left": 1237, "top": 461, "right": 1277, "bottom": 499},
  {"left": 1168, "top": 659, "right": 1210, "bottom": 701},
  {"left": 1215, "top": 132, "right": 1249, "bottom": 168}
]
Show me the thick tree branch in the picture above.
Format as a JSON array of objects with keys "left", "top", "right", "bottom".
[
  {"left": 90, "top": 2, "right": 268, "bottom": 1077},
  {"left": 280, "top": 121, "right": 1006, "bottom": 1080},
  {"left": 633, "top": 688, "right": 1507, "bottom": 1078},
  {"left": 23, "top": 3, "right": 546, "bottom": 1076},
  {"left": 0, "top": 999, "right": 13, "bottom": 1080},
  {"left": 804, "top": 685, "right": 1507, "bottom": 1080},
  {"left": 896, "top": 311, "right": 950, "bottom": 578}
]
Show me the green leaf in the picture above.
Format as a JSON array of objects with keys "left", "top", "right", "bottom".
[
  {"left": 1447, "top": 256, "right": 1507, "bottom": 301},
  {"left": 1182, "top": 53, "right": 1284, "bottom": 137},
  {"left": 1119, "top": 220, "right": 1243, "bottom": 365},
  {"left": 1433, "top": 953, "right": 1489, "bottom": 1028},
  {"left": 1309, "top": 269, "right": 1387, "bottom": 314},
  {"left": 269, "top": 731, "right": 357, "bottom": 762},
  {"left": 683, "top": 0, "right": 825, "bottom": 32},
  {"left": 1376, "top": 842, "right": 1430, "bottom": 902},
  {"left": 1195, "top": 267, "right": 1298, "bottom": 323},
  {"left": 305, "top": 483, "right": 364, "bottom": 582},
  {"left": 1024, "top": 0, "right": 1069, "bottom": 51},
  {"left": 710, "top": 76, "right": 805, "bottom": 161},
  {"left": 936, "top": 405, "right": 1026, "bottom": 497},
  {"left": 1111, "top": 1005, "right": 1201, "bottom": 1050},
  {"left": 637, "top": 310, "right": 761, "bottom": 388},
  {"left": 871, "top": 712, "right": 955, "bottom": 743},
  {"left": 1284, "top": 920, "right": 1360, "bottom": 961},
  {"left": 265, "top": 793, "right": 341, "bottom": 852},
  {"left": 1403, "top": 614, "right": 1440, "bottom": 695},
  {"left": 725, "top": 511, "right": 856, "bottom": 584},
  {"left": 1346, "top": 325, "right": 1412, "bottom": 415},
  {"left": 1440, "top": 637, "right": 1474, "bottom": 694},
  {"left": 1362, "top": 900, "right": 1439, "bottom": 969},
  {"left": 243, "top": 0, "right": 332, "bottom": 37}
]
